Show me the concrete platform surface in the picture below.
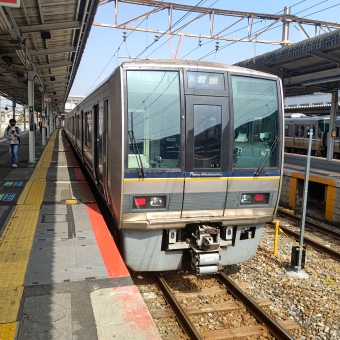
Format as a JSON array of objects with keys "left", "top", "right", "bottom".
[{"left": 0, "top": 129, "right": 161, "bottom": 340}]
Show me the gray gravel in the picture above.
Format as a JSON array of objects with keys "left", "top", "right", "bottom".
[{"left": 230, "top": 223, "right": 340, "bottom": 340}]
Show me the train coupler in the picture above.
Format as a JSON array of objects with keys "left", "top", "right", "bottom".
[
  {"left": 191, "top": 249, "right": 221, "bottom": 274},
  {"left": 191, "top": 224, "right": 221, "bottom": 274}
]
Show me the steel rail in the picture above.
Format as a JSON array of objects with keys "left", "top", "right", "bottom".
[
  {"left": 218, "top": 273, "right": 295, "bottom": 340},
  {"left": 277, "top": 209, "right": 340, "bottom": 241},
  {"left": 154, "top": 274, "right": 202, "bottom": 340},
  {"left": 278, "top": 225, "right": 340, "bottom": 262}
]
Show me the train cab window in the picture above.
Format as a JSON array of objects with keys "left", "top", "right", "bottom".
[
  {"left": 127, "top": 71, "right": 181, "bottom": 169},
  {"left": 193, "top": 105, "right": 221, "bottom": 168},
  {"left": 231, "top": 76, "right": 279, "bottom": 169}
]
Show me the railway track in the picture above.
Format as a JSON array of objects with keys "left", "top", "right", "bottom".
[
  {"left": 136, "top": 273, "right": 298, "bottom": 339},
  {"left": 276, "top": 209, "right": 340, "bottom": 262}
]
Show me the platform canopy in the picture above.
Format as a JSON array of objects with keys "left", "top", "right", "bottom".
[
  {"left": 235, "top": 30, "right": 340, "bottom": 97},
  {"left": 0, "top": 0, "right": 99, "bottom": 112}
]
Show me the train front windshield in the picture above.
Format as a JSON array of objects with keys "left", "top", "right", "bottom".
[
  {"left": 232, "top": 76, "right": 279, "bottom": 169},
  {"left": 126, "top": 69, "right": 280, "bottom": 171},
  {"left": 127, "top": 71, "right": 181, "bottom": 169}
]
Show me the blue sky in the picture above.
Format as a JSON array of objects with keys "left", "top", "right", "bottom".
[{"left": 70, "top": 0, "right": 340, "bottom": 96}]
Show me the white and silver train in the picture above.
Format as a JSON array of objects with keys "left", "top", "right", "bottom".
[
  {"left": 285, "top": 115, "right": 340, "bottom": 157},
  {"left": 64, "top": 60, "right": 284, "bottom": 274}
]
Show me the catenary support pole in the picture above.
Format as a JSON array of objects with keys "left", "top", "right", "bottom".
[
  {"left": 24, "top": 107, "right": 26, "bottom": 131},
  {"left": 281, "top": 6, "right": 291, "bottom": 47},
  {"left": 42, "top": 97, "right": 46, "bottom": 146},
  {"left": 27, "top": 71, "right": 36, "bottom": 164},
  {"left": 46, "top": 102, "right": 50, "bottom": 140},
  {"left": 12, "top": 99, "right": 16, "bottom": 120},
  {"left": 297, "top": 128, "right": 313, "bottom": 272}
]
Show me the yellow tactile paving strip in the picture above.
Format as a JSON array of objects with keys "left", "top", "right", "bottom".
[
  {"left": 0, "top": 322, "right": 17, "bottom": 340},
  {"left": 0, "top": 131, "right": 58, "bottom": 334},
  {"left": 16, "top": 181, "right": 33, "bottom": 205},
  {"left": 24, "top": 182, "right": 46, "bottom": 205}
]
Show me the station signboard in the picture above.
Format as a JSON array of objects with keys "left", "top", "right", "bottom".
[{"left": 0, "top": 0, "right": 20, "bottom": 7}]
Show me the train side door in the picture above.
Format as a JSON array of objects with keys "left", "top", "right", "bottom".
[
  {"left": 94, "top": 103, "right": 101, "bottom": 188},
  {"left": 182, "top": 95, "right": 229, "bottom": 218},
  {"left": 95, "top": 100, "right": 108, "bottom": 194},
  {"left": 293, "top": 124, "right": 302, "bottom": 147},
  {"left": 81, "top": 110, "right": 84, "bottom": 157}
]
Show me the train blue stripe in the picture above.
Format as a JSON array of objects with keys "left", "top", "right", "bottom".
[{"left": 124, "top": 170, "right": 281, "bottom": 179}]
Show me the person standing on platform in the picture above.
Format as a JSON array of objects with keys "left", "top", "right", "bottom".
[
  {"left": 39, "top": 120, "right": 42, "bottom": 133},
  {"left": 4, "top": 118, "right": 21, "bottom": 168}
]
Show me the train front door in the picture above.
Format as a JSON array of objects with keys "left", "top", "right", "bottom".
[{"left": 181, "top": 95, "right": 229, "bottom": 218}]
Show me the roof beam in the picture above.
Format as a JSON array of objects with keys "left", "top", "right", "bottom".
[
  {"left": 21, "top": 21, "right": 81, "bottom": 33},
  {"left": 283, "top": 68, "right": 340, "bottom": 86},
  {"left": 35, "top": 61, "right": 73, "bottom": 69},
  {"left": 30, "top": 46, "right": 76, "bottom": 56},
  {"left": 40, "top": 71, "right": 70, "bottom": 78},
  {"left": 307, "top": 50, "right": 340, "bottom": 66}
]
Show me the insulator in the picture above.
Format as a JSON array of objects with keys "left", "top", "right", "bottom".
[{"left": 196, "top": 265, "right": 218, "bottom": 274}]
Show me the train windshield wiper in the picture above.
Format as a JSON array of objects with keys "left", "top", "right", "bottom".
[
  {"left": 128, "top": 130, "right": 145, "bottom": 178},
  {"left": 254, "top": 136, "right": 279, "bottom": 178}
]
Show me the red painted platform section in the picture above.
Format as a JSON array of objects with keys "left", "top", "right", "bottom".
[{"left": 86, "top": 203, "right": 130, "bottom": 278}]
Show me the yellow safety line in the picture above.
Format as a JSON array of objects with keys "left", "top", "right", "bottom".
[{"left": 0, "top": 131, "right": 58, "bottom": 332}]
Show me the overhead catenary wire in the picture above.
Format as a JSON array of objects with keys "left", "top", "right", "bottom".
[
  {"left": 132, "top": 0, "right": 207, "bottom": 60},
  {"left": 145, "top": 0, "right": 219, "bottom": 59},
  {"left": 181, "top": 0, "right": 309, "bottom": 60},
  {"left": 197, "top": 1, "right": 340, "bottom": 61},
  {"left": 84, "top": 1, "right": 165, "bottom": 96}
]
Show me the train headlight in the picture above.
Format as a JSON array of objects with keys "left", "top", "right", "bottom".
[
  {"left": 132, "top": 196, "right": 167, "bottom": 209},
  {"left": 150, "top": 196, "right": 163, "bottom": 207},
  {"left": 240, "top": 194, "right": 252, "bottom": 204}
]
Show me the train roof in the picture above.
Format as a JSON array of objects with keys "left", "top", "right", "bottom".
[{"left": 120, "top": 59, "right": 280, "bottom": 79}]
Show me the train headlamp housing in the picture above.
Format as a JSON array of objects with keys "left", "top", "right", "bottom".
[
  {"left": 240, "top": 193, "right": 270, "bottom": 204},
  {"left": 150, "top": 196, "right": 163, "bottom": 207},
  {"left": 133, "top": 195, "right": 167, "bottom": 210}
]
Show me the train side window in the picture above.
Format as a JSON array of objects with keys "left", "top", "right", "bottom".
[
  {"left": 285, "top": 125, "right": 289, "bottom": 137},
  {"left": 85, "top": 111, "right": 92, "bottom": 148},
  {"left": 300, "top": 125, "right": 305, "bottom": 137},
  {"left": 294, "top": 125, "right": 299, "bottom": 137},
  {"left": 78, "top": 114, "right": 81, "bottom": 140},
  {"left": 126, "top": 70, "right": 181, "bottom": 169}
]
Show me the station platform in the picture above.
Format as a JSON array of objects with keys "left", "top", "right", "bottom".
[
  {"left": 281, "top": 153, "right": 340, "bottom": 223},
  {"left": 0, "top": 129, "right": 160, "bottom": 340}
]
